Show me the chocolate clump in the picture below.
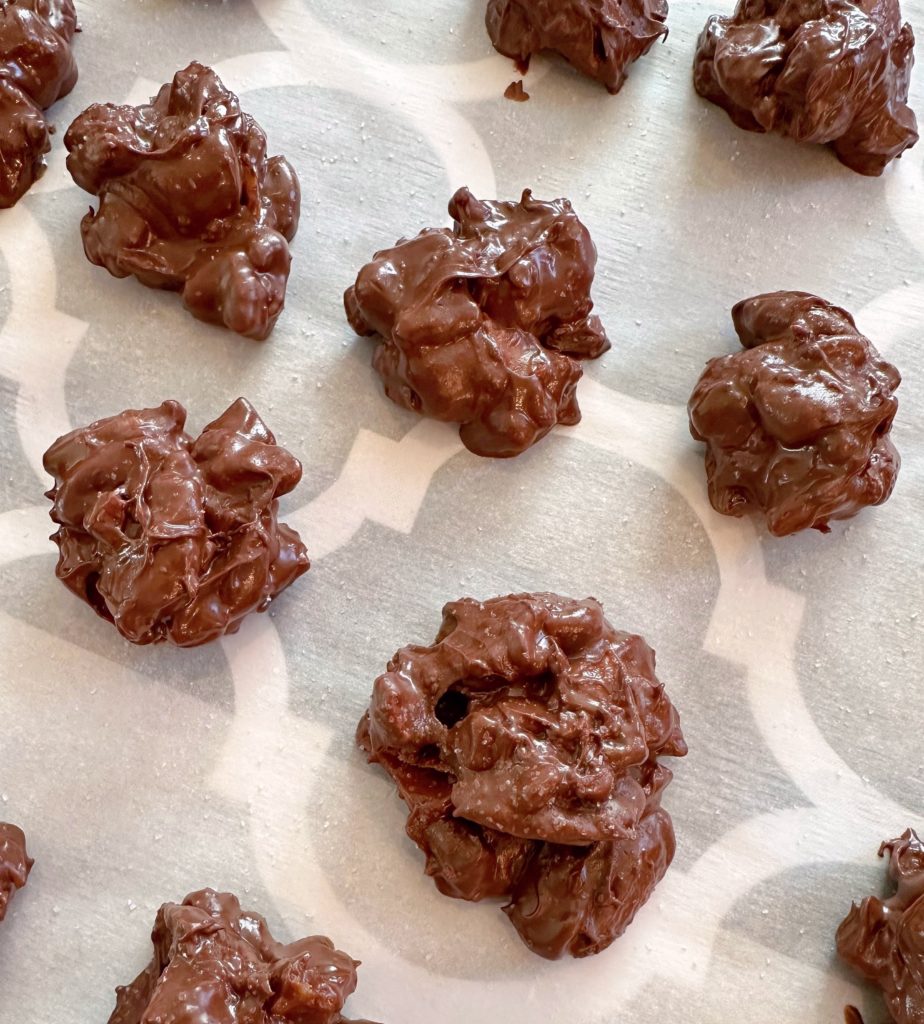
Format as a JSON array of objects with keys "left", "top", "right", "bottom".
[
  {"left": 0, "top": 0, "right": 78, "bottom": 207},
  {"left": 0, "top": 823, "right": 32, "bottom": 922},
  {"left": 693, "top": 0, "right": 918, "bottom": 175},
  {"left": 688, "top": 291, "right": 901, "bottom": 537},
  {"left": 357, "top": 592, "right": 687, "bottom": 959},
  {"left": 836, "top": 829, "right": 924, "bottom": 1024},
  {"left": 108, "top": 888, "right": 380, "bottom": 1024},
  {"left": 43, "top": 398, "right": 309, "bottom": 647},
  {"left": 64, "top": 61, "right": 300, "bottom": 339},
  {"left": 486, "top": 0, "right": 668, "bottom": 93},
  {"left": 504, "top": 79, "right": 530, "bottom": 101},
  {"left": 344, "top": 188, "right": 610, "bottom": 458}
]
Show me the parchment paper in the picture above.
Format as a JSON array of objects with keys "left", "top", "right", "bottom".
[{"left": 1, "top": 2, "right": 922, "bottom": 1021}]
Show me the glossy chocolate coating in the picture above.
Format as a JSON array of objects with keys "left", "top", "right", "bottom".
[
  {"left": 688, "top": 291, "right": 901, "bottom": 536},
  {"left": 109, "top": 888, "right": 380, "bottom": 1024},
  {"left": 837, "top": 830, "right": 924, "bottom": 1024},
  {"left": 345, "top": 188, "right": 610, "bottom": 458},
  {"left": 0, "top": 0, "right": 78, "bottom": 207},
  {"left": 64, "top": 62, "right": 300, "bottom": 340},
  {"left": 358, "top": 592, "right": 687, "bottom": 958},
  {"left": 693, "top": 0, "right": 918, "bottom": 175},
  {"left": 43, "top": 398, "right": 309, "bottom": 647},
  {"left": 486, "top": 0, "right": 668, "bottom": 94},
  {"left": 0, "top": 822, "right": 32, "bottom": 922}
]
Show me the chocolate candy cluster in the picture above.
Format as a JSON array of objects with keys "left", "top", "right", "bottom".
[
  {"left": 43, "top": 398, "right": 309, "bottom": 646},
  {"left": 837, "top": 830, "right": 924, "bottom": 1024},
  {"left": 694, "top": 0, "right": 918, "bottom": 175},
  {"left": 0, "top": 823, "right": 32, "bottom": 922},
  {"left": 64, "top": 62, "right": 300, "bottom": 339},
  {"left": 345, "top": 188, "right": 610, "bottom": 458},
  {"left": 108, "top": 889, "right": 380, "bottom": 1024},
  {"left": 688, "top": 291, "right": 901, "bottom": 536},
  {"left": 358, "top": 592, "right": 686, "bottom": 958},
  {"left": 486, "top": 0, "right": 668, "bottom": 93},
  {"left": 0, "top": 0, "right": 78, "bottom": 206}
]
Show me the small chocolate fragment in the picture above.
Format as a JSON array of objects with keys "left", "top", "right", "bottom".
[
  {"left": 688, "top": 291, "right": 901, "bottom": 536},
  {"left": 0, "top": 822, "right": 32, "bottom": 922},
  {"left": 64, "top": 62, "right": 300, "bottom": 339},
  {"left": 486, "top": 0, "right": 667, "bottom": 94},
  {"left": 693, "top": 0, "right": 918, "bottom": 175},
  {"left": 358, "top": 592, "right": 687, "bottom": 958},
  {"left": 504, "top": 79, "right": 530, "bottom": 101},
  {"left": 43, "top": 398, "right": 309, "bottom": 647},
  {"left": 0, "top": 0, "right": 78, "bottom": 207},
  {"left": 344, "top": 188, "right": 610, "bottom": 458},
  {"left": 109, "top": 888, "right": 380, "bottom": 1024},
  {"left": 837, "top": 829, "right": 924, "bottom": 1024}
]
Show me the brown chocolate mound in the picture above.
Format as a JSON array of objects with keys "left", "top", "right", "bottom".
[
  {"left": 43, "top": 398, "right": 309, "bottom": 647},
  {"left": 0, "top": 0, "right": 78, "bottom": 207},
  {"left": 836, "top": 829, "right": 924, "bottom": 1024},
  {"left": 486, "top": 0, "right": 668, "bottom": 94},
  {"left": 357, "top": 592, "right": 687, "bottom": 959},
  {"left": 688, "top": 291, "right": 901, "bottom": 537},
  {"left": 108, "top": 888, "right": 381, "bottom": 1024},
  {"left": 64, "top": 61, "right": 300, "bottom": 340},
  {"left": 693, "top": 0, "right": 918, "bottom": 176},
  {"left": 0, "top": 822, "right": 32, "bottom": 922},
  {"left": 344, "top": 188, "right": 610, "bottom": 458}
]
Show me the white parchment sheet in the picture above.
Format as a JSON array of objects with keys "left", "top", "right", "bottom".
[{"left": 1, "top": 1, "right": 922, "bottom": 1021}]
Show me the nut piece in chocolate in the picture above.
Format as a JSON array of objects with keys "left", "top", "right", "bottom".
[
  {"left": 688, "top": 291, "right": 901, "bottom": 536},
  {"left": 693, "top": 0, "right": 918, "bottom": 175},
  {"left": 345, "top": 187, "right": 610, "bottom": 458},
  {"left": 357, "top": 592, "right": 687, "bottom": 959},
  {"left": 64, "top": 61, "right": 300, "bottom": 339},
  {"left": 0, "top": 0, "right": 78, "bottom": 207},
  {"left": 108, "top": 888, "right": 381, "bottom": 1024},
  {"left": 486, "top": 0, "right": 668, "bottom": 94},
  {"left": 0, "top": 823, "right": 32, "bottom": 922},
  {"left": 836, "top": 829, "right": 924, "bottom": 1024},
  {"left": 43, "top": 398, "right": 309, "bottom": 647}
]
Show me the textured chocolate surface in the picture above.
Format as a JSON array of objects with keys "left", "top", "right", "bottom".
[
  {"left": 43, "top": 398, "right": 309, "bottom": 647},
  {"left": 837, "top": 830, "right": 924, "bottom": 1024},
  {"left": 358, "top": 592, "right": 686, "bottom": 958},
  {"left": 0, "top": 0, "right": 78, "bottom": 207},
  {"left": 486, "top": 0, "right": 668, "bottom": 93},
  {"left": 693, "top": 0, "right": 918, "bottom": 175},
  {"left": 0, "top": 823, "right": 32, "bottom": 923},
  {"left": 688, "top": 291, "right": 901, "bottom": 536},
  {"left": 109, "top": 888, "right": 380, "bottom": 1024},
  {"left": 344, "top": 187, "right": 610, "bottom": 458},
  {"left": 64, "top": 62, "right": 300, "bottom": 339}
]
